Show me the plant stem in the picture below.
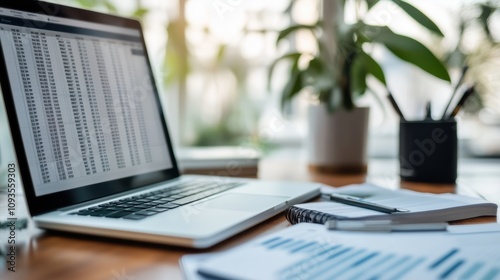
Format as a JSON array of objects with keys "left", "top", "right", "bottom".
[{"left": 341, "top": 51, "right": 356, "bottom": 109}]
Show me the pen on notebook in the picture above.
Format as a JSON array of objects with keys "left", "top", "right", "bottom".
[
  {"left": 387, "top": 91, "right": 406, "bottom": 121},
  {"left": 326, "top": 193, "right": 410, "bottom": 214},
  {"left": 325, "top": 220, "right": 448, "bottom": 232},
  {"left": 447, "top": 85, "right": 475, "bottom": 119},
  {"left": 442, "top": 65, "right": 468, "bottom": 120}
]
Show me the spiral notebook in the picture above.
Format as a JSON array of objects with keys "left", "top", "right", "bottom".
[{"left": 285, "top": 184, "right": 497, "bottom": 225}]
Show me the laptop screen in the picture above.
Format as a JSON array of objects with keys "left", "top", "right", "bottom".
[{"left": 0, "top": 6, "right": 173, "bottom": 196}]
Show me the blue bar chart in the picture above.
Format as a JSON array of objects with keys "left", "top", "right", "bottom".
[
  {"left": 255, "top": 237, "right": 500, "bottom": 280},
  {"left": 197, "top": 224, "right": 500, "bottom": 280}
]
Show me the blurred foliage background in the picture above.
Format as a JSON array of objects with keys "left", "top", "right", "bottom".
[
  {"left": 47, "top": 0, "right": 500, "bottom": 148},
  {"left": 56, "top": 0, "right": 292, "bottom": 148},
  {"left": 444, "top": 1, "right": 499, "bottom": 114}
]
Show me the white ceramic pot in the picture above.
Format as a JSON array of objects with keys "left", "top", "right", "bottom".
[{"left": 307, "top": 104, "right": 369, "bottom": 173}]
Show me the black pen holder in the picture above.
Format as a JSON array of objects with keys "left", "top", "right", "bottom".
[{"left": 399, "top": 119, "right": 457, "bottom": 184}]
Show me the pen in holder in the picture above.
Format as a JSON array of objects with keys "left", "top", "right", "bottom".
[{"left": 399, "top": 119, "right": 457, "bottom": 184}]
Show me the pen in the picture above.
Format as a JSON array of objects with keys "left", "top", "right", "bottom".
[
  {"left": 326, "top": 193, "right": 410, "bottom": 214},
  {"left": 325, "top": 220, "right": 448, "bottom": 232},
  {"left": 387, "top": 91, "right": 406, "bottom": 121},
  {"left": 442, "top": 65, "right": 468, "bottom": 120},
  {"left": 425, "top": 101, "right": 432, "bottom": 120},
  {"left": 447, "top": 85, "right": 475, "bottom": 119}
]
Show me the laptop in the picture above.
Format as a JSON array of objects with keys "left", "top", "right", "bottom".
[{"left": 0, "top": 1, "right": 320, "bottom": 248}]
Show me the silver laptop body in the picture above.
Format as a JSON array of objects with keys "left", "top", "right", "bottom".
[{"left": 0, "top": 1, "right": 319, "bottom": 248}]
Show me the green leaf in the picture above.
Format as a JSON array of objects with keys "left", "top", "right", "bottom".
[
  {"left": 364, "top": 25, "right": 450, "bottom": 82},
  {"left": 310, "top": 76, "right": 335, "bottom": 93},
  {"left": 302, "top": 57, "right": 336, "bottom": 93},
  {"left": 276, "top": 24, "right": 317, "bottom": 46},
  {"left": 355, "top": 30, "right": 371, "bottom": 45},
  {"left": 365, "top": 0, "right": 380, "bottom": 10},
  {"left": 303, "top": 56, "right": 324, "bottom": 77},
  {"left": 104, "top": 2, "right": 118, "bottom": 13},
  {"left": 73, "top": 0, "right": 99, "bottom": 8},
  {"left": 350, "top": 55, "right": 367, "bottom": 97},
  {"left": 392, "top": 0, "right": 444, "bottom": 37},
  {"left": 268, "top": 53, "right": 302, "bottom": 90},
  {"left": 216, "top": 45, "right": 226, "bottom": 63},
  {"left": 318, "top": 89, "right": 330, "bottom": 105},
  {"left": 284, "top": 0, "right": 294, "bottom": 14},
  {"left": 477, "top": 3, "right": 496, "bottom": 41},
  {"left": 360, "top": 52, "right": 386, "bottom": 85},
  {"left": 281, "top": 71, "right": 304, "bottom": 109},
  {"left": 133, "top": 8, "right": 149, "bottom": 19}
]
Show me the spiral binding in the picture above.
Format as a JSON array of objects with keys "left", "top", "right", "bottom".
[{"left": 285, "top": 206, "right": 337, "bottom": 225}]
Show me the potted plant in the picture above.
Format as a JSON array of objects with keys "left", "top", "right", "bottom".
[{"left": 270, "top": 0, "right": 451, "bottom": 173}]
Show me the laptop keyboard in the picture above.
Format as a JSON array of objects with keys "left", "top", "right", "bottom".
[{"left": 69, "top": 181, "right": 243, "bottom": 220}]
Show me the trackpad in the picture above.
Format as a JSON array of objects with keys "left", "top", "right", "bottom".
[{"left": 197, "top": 194, "right": 289, "bottom": 212}]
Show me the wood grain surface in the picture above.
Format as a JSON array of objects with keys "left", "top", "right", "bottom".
[{"left": 1, "top": 157, "right": 498, "bottom": 280}]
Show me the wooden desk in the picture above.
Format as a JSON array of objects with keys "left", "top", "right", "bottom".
[{"left": 1, "top": 157, "right": 499, "bottom": 280}]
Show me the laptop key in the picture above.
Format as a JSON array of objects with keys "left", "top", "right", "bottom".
[
  {"left": 143, "top": 202, "right": 160, "bottom": 207},
  {"left": 99, "top": 203, "right": 113, "bottom": 207},
  {"left": 182, "top": 190, "right": 200, "bottom": 196},
  {"left": 125, "top": 201, "right": 142, "bottom": 205},
  {"left": 88, "top": 210, "right": 116, "bottom": 217},
  {"left": 157, "top": 203, "right": 179, "bottom": 209},
  {"left": 73, "top": 211, "right": 93, "bottom": 215},
  {"left": 69, "top": 210, "right": 91, "bottom": 216},
  {"left": 170, "top": 192, "right": 218, "bottom": 205},
  {"left": 122, "top": 214, "right": 147, "bottom": 220},
  {"left": 133, "top": 205, "right": 152, "bottom": 209},
  {"left": 158, "top": 198, "right": 176, "bottom": 202},
  {"left": 105, "top": 211, "right": 134, "bottom": 218},
  {"left": 124, "top": 207, "right": 146, "bottom": 212},
  {"left": 169, "top": 183, "right": 242, "bottom": 205},
  {"left": 135, "top": 210, "right": 159, "bottom": 216},
  {"left": 150, "top": 208, "right": 168, "bottom": 213},
  {"left": 103, "top": 207, "right": 123, "bottom": 211}
]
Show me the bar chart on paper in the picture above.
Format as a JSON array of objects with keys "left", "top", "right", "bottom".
[
  {"left": 198, "top": 223, "right": 500, "bottom": 280},
  {"left": 272, "top": 239, "right": 493, "bottom": 280}
]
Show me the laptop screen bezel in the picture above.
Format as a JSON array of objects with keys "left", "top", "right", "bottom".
[{"left": 0, "top": 0, "right": 181, "bottom": 216}]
